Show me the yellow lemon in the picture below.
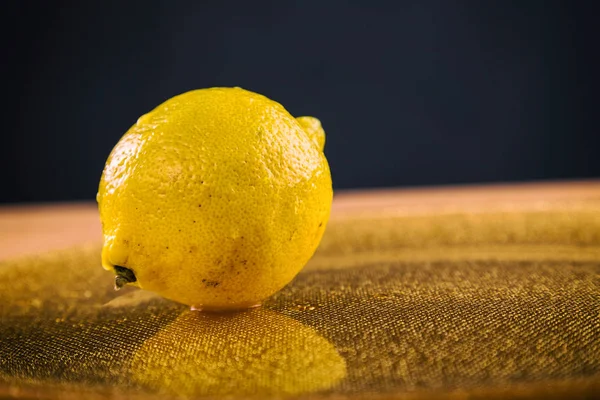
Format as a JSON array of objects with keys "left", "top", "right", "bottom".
[{"left": 97, "top": 87, "right": 332, "bottom": 310}]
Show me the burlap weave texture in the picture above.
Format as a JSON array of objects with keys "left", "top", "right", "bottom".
[{"left": 1, "top": 193, "right": 599, "bottom": 399}]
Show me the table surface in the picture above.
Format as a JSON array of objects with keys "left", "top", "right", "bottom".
[
  {"left": 1, "top": 180, "right": 599, "bottom": 261},
  {"left": 2, "top": 179, "right": 600, "bottom": 400}
]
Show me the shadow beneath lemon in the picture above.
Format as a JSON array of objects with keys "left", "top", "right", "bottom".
[
  {"left": 128, "top": 308, "right": 347, "bottom": 397},
  {"left": 0, "top": 248, "right": 346, "bottom": 397},
  {"left": 1, "top": 283, "right": 345, "bottom": 398}
]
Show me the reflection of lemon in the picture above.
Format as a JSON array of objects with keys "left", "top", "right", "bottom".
[
  {"left": 129, "top": 309, "right": 346, "bottom": 396},
  {"left": 97, "top": 87, "right": 332, "bottom": 310}
]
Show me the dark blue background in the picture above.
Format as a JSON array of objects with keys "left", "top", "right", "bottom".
[{"left": 3, "top": 0, "right": 598, "bottom": 203}]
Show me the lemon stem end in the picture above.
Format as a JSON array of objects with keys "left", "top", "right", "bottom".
[{"left": 114, "top": 265, "right": 137, "bottom": 290}]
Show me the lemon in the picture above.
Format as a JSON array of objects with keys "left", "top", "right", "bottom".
[{"left": 97, "top": 87, "right": 332, "bottom": 311}]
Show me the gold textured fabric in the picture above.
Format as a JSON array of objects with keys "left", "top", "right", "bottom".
[{"left": 1, "top": 193, "right": 600, "bottom": 399}]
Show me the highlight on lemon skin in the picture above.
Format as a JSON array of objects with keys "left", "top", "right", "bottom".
[{"left": 97, "top": 87, "right": 333, "bottom": 311}]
